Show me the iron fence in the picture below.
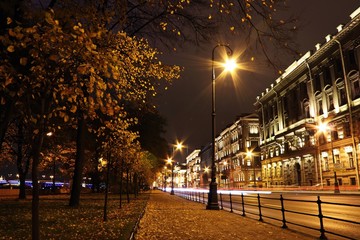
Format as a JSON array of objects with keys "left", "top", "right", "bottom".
[{"left": 174, "top": 190, "right": 360, "bottom": 240}]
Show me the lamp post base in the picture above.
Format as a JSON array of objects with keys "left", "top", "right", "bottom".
[
  {"left": 170, "top": 190, "right": 174, "bottom": 195},
  {"left": 334, "top": 183, "right": 340, "bottom": 194},
  {"left": 206, "top": 181, "right": 219, "bottom": 210}
]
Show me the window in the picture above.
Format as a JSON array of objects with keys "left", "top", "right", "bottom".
[
  {"left": 338, "top": 86, "right": 347, "bottom": 106},
  {"left": 314, "top": 74, "right": 321, "bottom": 92},
  {"left": 348, "top": 152, "right": 354, "bottom": 168},
  {"left": 353, "top": 80, "right": 360, "bottom": 99},
  {"left": 317, "top": 98, "right": 323, "bottom": 115},
  {"left": 348, "top": 49, "right": 357, "bottom": 70},
  {"left": 344, "top": 122, "right": 351, "bottom": 137},
  {"left": 338, "top": 178, "right": 343, "bottom": 186},
  {"left": 249, "top": 125, "right": 259, "bottom": 134},
  {"left": 328, "top": 93, "right": 334, "bottom": 110},
  {"left": 322, "top": 153, "right": 329, "bottom": 171},
  {"left": 333, "top": 149, "right": 340, "bottom": 164},
  {"left": 350, "top": 177, "right": 356, "bottom": 185},
  {"left": 337, "top": 125, "right": 344, "bottom": 139}
]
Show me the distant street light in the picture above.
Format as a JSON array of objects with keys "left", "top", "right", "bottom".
[
  {"left": 318, "top": 122, "right": 340, "bottom": 194},
  {"left": 167, "top": 141, "right": 184, "bottom": 195},
  {"left": 207, "top": 44, "right": 237, "bottom": 210},
  {"left": 46, "top": 132, "right": 56, "bottom": 194},
  {"left": 166, "top": 158, "right": 175, "bottom": 195},
  {"left": 163, "top": 166, "right": 167, "bottom": 191}
]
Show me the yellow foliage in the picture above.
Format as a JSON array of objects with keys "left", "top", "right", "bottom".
[{"left": 7, "top": 45, "right": 15, "bottom": 52}]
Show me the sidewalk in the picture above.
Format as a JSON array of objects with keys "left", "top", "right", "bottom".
[{"left": 136, "top": 191, "right": 315, "bottom": 240}]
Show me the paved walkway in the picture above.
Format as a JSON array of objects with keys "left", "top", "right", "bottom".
[{"left": 136, "top": 191, "right": 316, "bottom": 240}]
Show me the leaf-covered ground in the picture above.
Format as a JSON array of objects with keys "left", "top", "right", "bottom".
[
  {"left": 136, "top": 191, "right": 316, "bottom": 240},
  {"left": 0, "top": 192, "right": 148, "bottom": 240}
]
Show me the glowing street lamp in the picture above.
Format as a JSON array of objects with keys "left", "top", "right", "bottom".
[
  {"left": 246, "top": 151, "right": 256, "bottom": 187},
  {"left": 163, "top": 166, "right": 167, "bottom": 191},
  {"left": 166, "top": 158, "right": 175, "bottom": 195},
  {"left": 167, "top": 140, "right": 185, "bottom": 195},
  {"left": 207, "top": 43, "right": 237, "bottom": 210},
  {"left": 318, "top": 122, "right": 340, "bottom": 194}
]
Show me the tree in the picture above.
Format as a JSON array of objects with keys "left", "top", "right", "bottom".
[{"left": 1, "top": 10, "right": 180, "bottom": 238}]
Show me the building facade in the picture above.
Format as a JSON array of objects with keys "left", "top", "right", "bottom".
[
  {"left": 186, "top": 149, "right": 201, "bottom": 188},
  {"left": 254, "top": 7, "right": 360, "bottom": 189},
  {"left": 215, "top": 113, "right": 261, "bottom": 188}
]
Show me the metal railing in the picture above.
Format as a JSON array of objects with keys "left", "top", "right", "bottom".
[{"left": 174, "top": 190, "right": 360, "bottom": 240}]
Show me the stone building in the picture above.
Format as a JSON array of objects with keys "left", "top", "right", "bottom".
[
  {"left": 215, "top": 113, "right": 261, "bottom": 188},
  {"left": 186, "top": 149, "right": 201, "bottom": 188},
  {"left": 254, "top": 7, "right": 360, "bottom": 189}
]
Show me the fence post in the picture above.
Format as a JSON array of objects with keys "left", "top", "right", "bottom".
[
  {"left": 241, "top": 193, "right": 246, "bottom": 216},
  {"left": 220, "top": 193, "right": 224, "bottom": 210},
  {"left": 198, "top": 192, "right": 200, "bottom": 202},
  {"left": 230, "top": 192, "right": 233, "bottom": 213},
  {"left": 257, "top": 194, "right": 263, "bottom": 222},
  {"left": 280, "top": 194, "right": 287, "bottom": 229},
  {"left": 203, "top": 192, "right": 205, "bottom": 204},
  {"left": 317, "top": 196, "right": 327, "bottom": 240}
]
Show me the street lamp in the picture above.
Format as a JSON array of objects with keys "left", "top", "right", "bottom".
[
  {"left": 167, "top": 141, "right": 184, "bottom": 195},
  {"left": 163, "top": 166, "right": 167, "bottom": 191},
  {"left": 318, "top": 122, "right": 340, "bottom": 194},
  {"left": 167, "top": 158, "right": 175, "bottom": 195},
  {"left": 207, "top": 43, "right": 237, "bottom": 210},
  {"left": 46, "top": 132, "right": 56, "bottom": 194},
  {"left": 247, "top": 151, "right": 256, "bottom": 187}
]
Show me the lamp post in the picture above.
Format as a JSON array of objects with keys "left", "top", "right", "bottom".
[
  {"left": 163, "top": 166, "right": 167, "bottom": 191},
  {"left": 167, "top": 158, "right": 175, "bottom": 195},
  {"left": 168, "top": 141, "right": 184, "bottom": 195},
  {"left": 247, "top": 151, "right": 256, "bottom": 187},
  {"left": 46, "top": 132, "right": 56, "bottom": 193},
  {"left": 207, "top": 44, "right": 236, "bottom": 210},
  {"left": 318, "top": 122, "right": 340, "bottom": 194}
]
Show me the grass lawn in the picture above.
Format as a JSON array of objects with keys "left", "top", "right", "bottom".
[{"left": 0, "top": 192, "right": 149, "bottom": 240}]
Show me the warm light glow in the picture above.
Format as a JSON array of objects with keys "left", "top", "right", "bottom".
[
  {"left": 223, "top": 161, "right": 228, "bottom": 165},
  {"left": 224, "top": 59, "right": 237, "bottom": 72},
  {"left": 176, "top": 142, "right": 183, "bottom": 150},
  {"left": 46, "top": 132, "right": 53, "bottom": 136},
  {"left": 318, "top": 122, "right": 329, "bottom": 133},
  {"left": 246, "top": 151, "right": 253, "bottom": 158},
  {"left": 204, "top": 167, "right": 209, "bottom": 172},
  {"left": 166, "top": 158, "right": 173, "bottom": 165}
]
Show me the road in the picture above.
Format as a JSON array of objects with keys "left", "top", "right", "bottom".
[
  {"left": 177, "top": 190, "right": 360, "bottom": 240},
  {"left": 221, "top": 192, "right": 360, "bottom": 240}
]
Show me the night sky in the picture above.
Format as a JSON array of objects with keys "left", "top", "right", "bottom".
[{"left": 157, "top": 1, "right": 360, "bottom": 154}]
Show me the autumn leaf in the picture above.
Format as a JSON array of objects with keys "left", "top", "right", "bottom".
[
  {"left": 7, "top": 46, "right": 15, "bottom": 52},
  {"left": 77, "top": 65, "right": 87, "bottom": 74},
  {"left": 49, "top": 55, "right": 59, "bottom": 62},
  {"left": 70, "top": 105, "right": 77, "bottom": 113},
  {"left": 20, "top": 57, "right": 28, "bottom": 66},
  {"left": 4, "top": 77, "right": 13, "bottom": 86}
]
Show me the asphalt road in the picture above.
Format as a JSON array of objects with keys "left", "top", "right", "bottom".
[{"left": 176, "top": 190, "right": 360, "bottom": 240}]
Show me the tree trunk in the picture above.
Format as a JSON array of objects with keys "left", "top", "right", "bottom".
[
  {"left": 69, "top": 113, "right": 87, "bottom": 207},
  {"left": 16, "top": 120, "right": 30, "bottom": 200},
  {"left": 133, "top": 173, "right": 138, "bottom": 199},
  {"left": 0, "top": 100, "right": 14, "bottom": 152},
  {"left": 119, "top": 159, "right": 123, "bottom": 208},
  {"left": 31, "top": 135, "right": 43, "bottom": 240},
  {"left": 126, "top": 168, "right": 130, "bottom": 203},
  {"left": 31, "top": 97, "right": 46, "bottom": 240}
]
